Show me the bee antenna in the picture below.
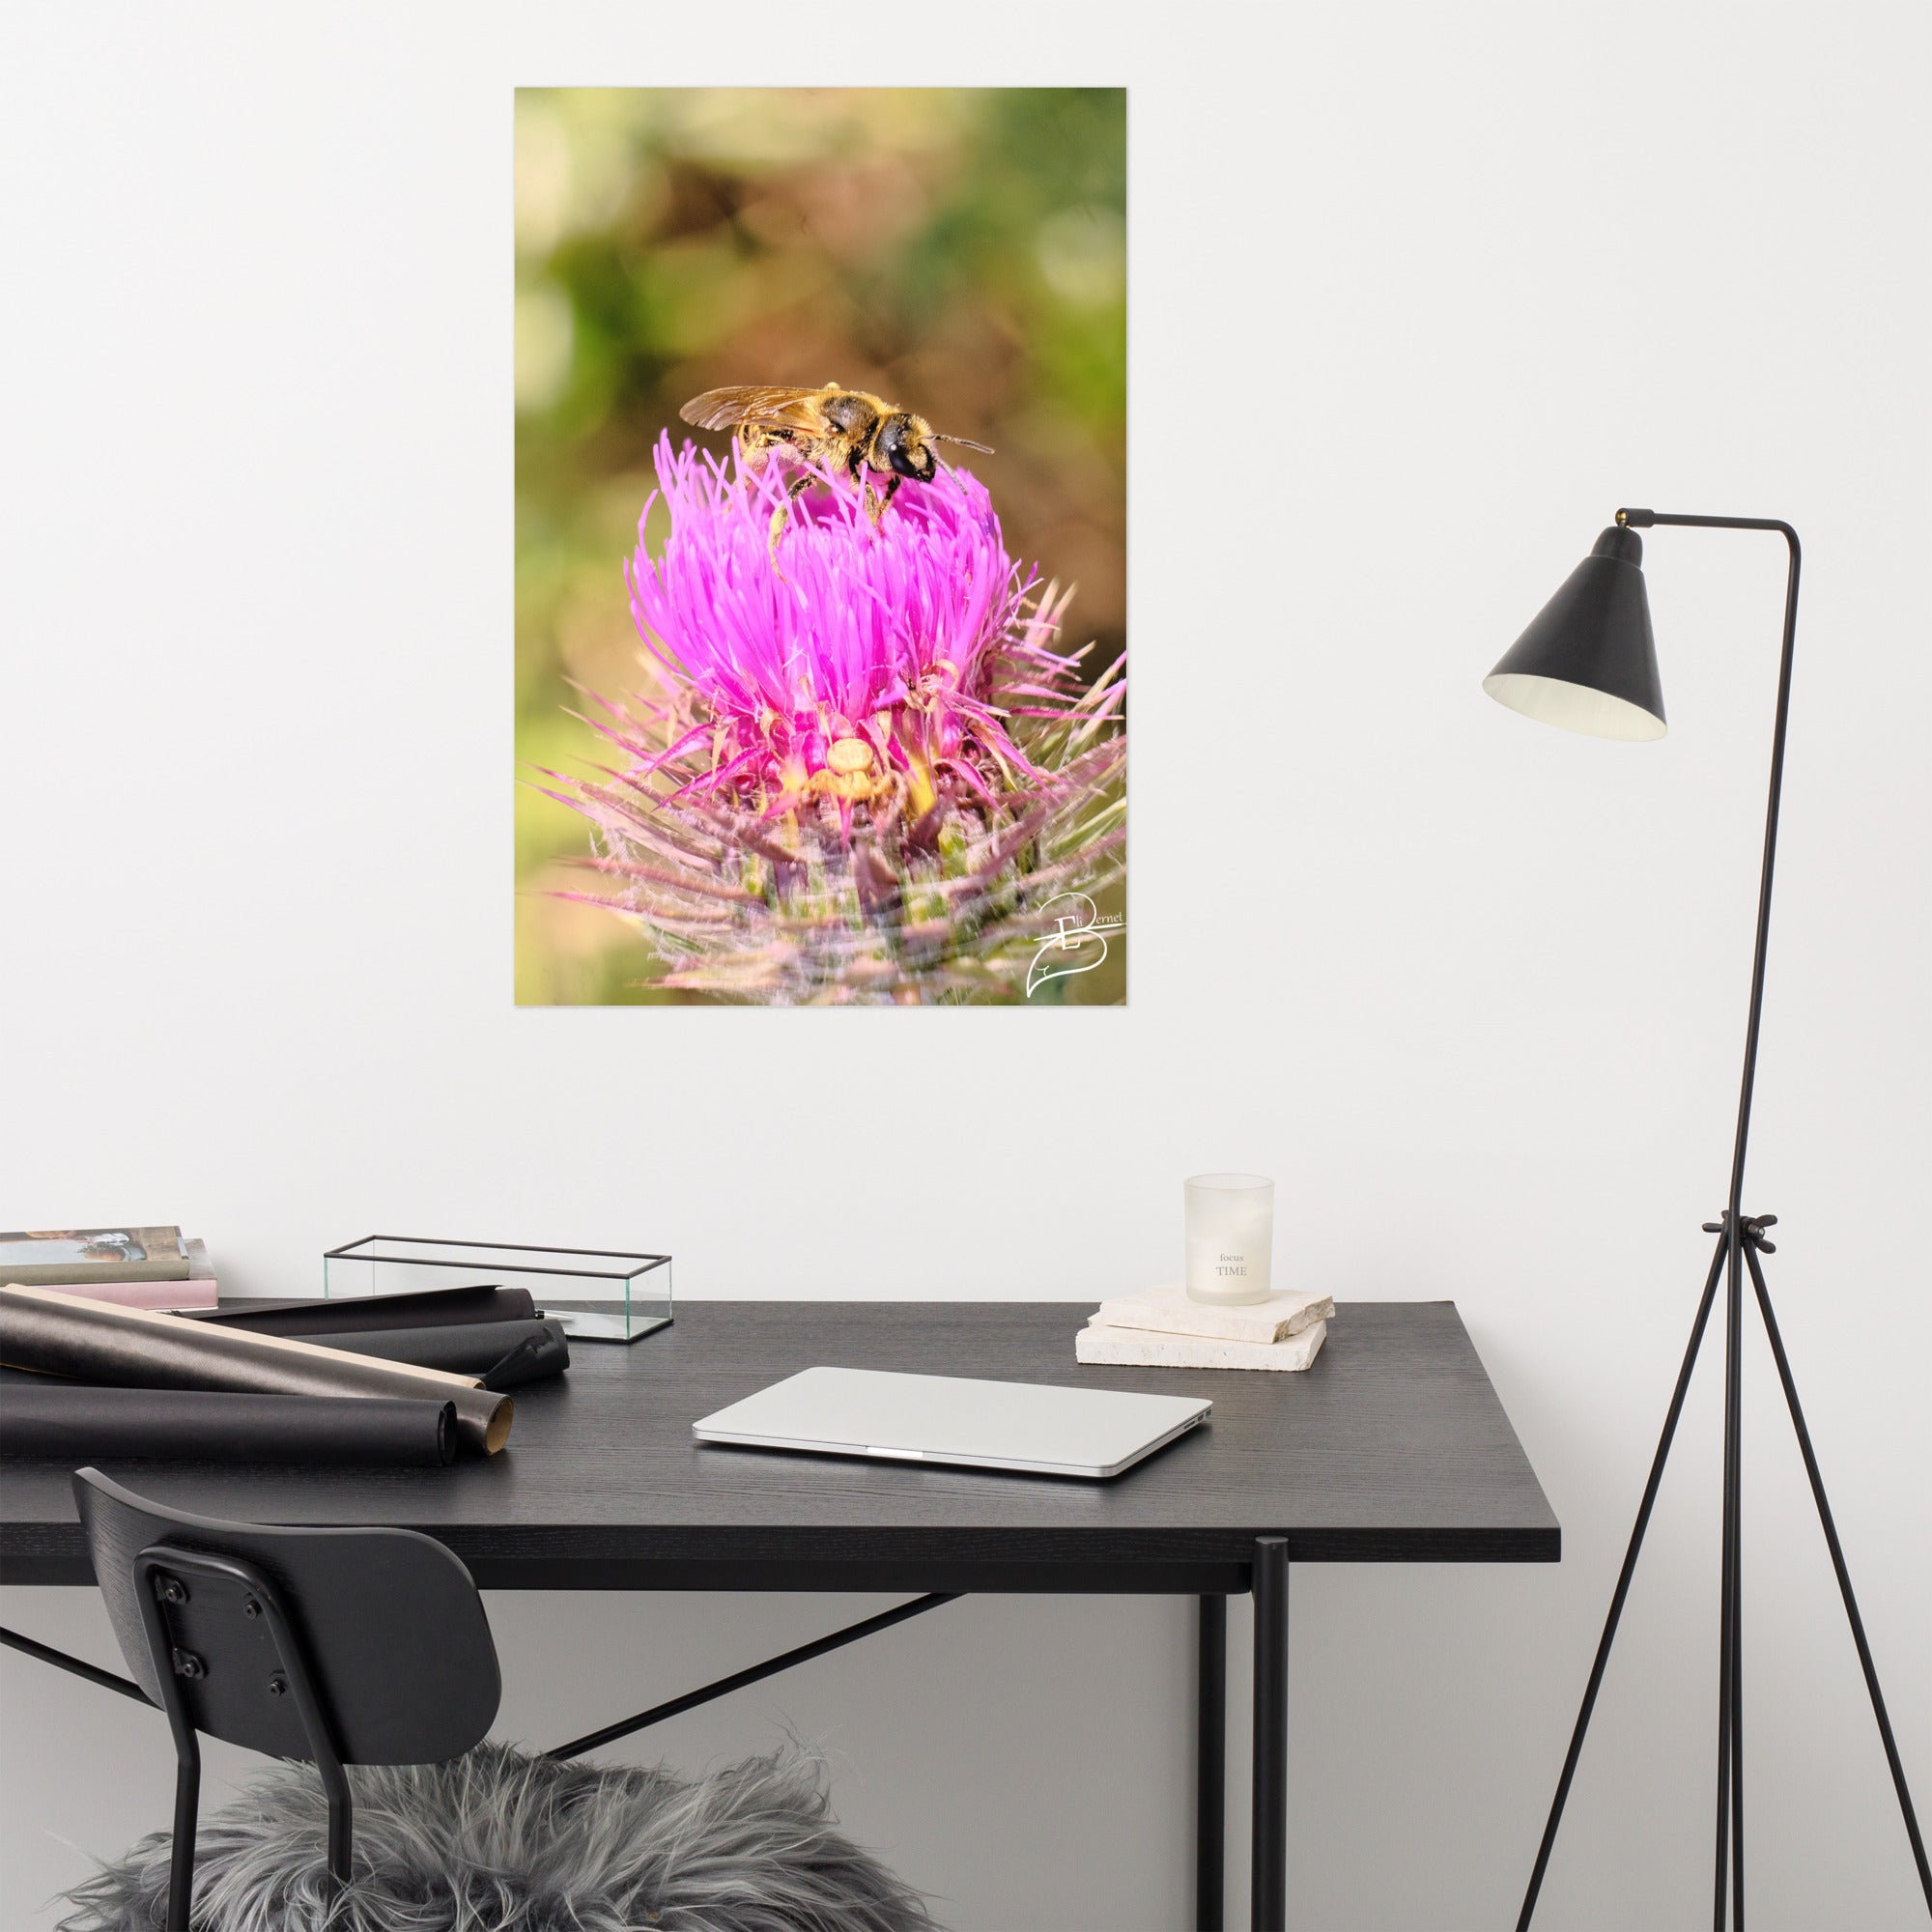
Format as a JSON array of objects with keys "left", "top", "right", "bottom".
[{"left": 934, "top": 434, "right": 995, "bottom": 454}]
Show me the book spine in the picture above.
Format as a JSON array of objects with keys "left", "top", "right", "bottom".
[
  {"left": 32, "top": 1279, "right": 219, "bottom": 1312},
  {"left": 3, "top": 1263, "right": 191, "bottom": 1285}
]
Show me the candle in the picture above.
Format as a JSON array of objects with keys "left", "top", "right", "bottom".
[{"left": 1184, "top": 1174, "right": 1275, "bottom": 1305}]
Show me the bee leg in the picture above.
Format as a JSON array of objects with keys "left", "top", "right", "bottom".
[
  {"left": 738, "top": 427, "right": 780, "bottom": 475},
  {"left": 863, "top": 474, "right": 900, "bottom": 531},
  {"left": 768, "top": 473, "right": 812, "bottom": 560}
]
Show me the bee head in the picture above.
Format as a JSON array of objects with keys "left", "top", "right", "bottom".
[{"left": 880, "top": 414, "right": 938, "bottom": 482}]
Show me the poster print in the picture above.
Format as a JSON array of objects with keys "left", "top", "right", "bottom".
[{"left": 515, "top": 89, "right": 1126, "bottom": 1006}]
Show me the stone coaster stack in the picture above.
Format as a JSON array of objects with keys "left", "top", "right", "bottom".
[{"left": 1074, "top": 1280, "right": 1333, "bottom": 1371}]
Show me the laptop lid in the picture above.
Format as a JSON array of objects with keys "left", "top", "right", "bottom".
[{"left": 692, "top": 1366, "right": 1211, "bottom": 1480}]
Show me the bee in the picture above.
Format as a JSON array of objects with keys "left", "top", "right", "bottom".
[{"left": 678, "top": 383, "right": 993, "bottom": 546}]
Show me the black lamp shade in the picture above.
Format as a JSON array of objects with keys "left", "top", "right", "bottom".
[{"left": 1484, "top": 526, "right": 1666, "bottom": 741}]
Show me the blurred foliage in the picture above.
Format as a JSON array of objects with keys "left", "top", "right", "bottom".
[{"left": 515, "top": 88, "right": 1126, "bottom": 1004}]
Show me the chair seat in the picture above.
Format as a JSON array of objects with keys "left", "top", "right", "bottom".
[{"left": 59, "top": 1741, "right": 935, "bottom": 1932}]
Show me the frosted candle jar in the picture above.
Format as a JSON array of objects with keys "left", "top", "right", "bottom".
[{"left": 1184, "top": 1174, "right": 1275, "bottom": 1305}]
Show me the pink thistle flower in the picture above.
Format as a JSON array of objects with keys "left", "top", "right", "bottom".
[{"left": 539, "top": 435, "right": 1125, "bottom": 1005}]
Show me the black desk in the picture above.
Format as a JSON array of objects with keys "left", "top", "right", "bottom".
[{"left": 0, "top": 1300, "right": 1558, "bottom": 1929}]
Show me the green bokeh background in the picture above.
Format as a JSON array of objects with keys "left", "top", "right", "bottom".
[{"left": 515, "top": 88, "right": 1126, "bottom": 1004}]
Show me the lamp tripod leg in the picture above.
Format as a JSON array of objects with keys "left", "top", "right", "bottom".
[
  {"left": 1743, "top": 1241, "right": 1932, "bottom": 1914},
  {"left": 1714, "top": 1227, "right": 1746, "bottom": 1930},
  {"left": 1518, "top": 1229, "right": 1731, "bottom": 1931},
  {"left": 1731, "top": 1245, "right": 1746, "bottom": 1926}
]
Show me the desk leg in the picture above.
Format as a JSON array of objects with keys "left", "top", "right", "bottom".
[
  {"left": 1197, "top": 1594, "right": 1226, "bottom": 1931},
  {"left": 1252, "top": 1537, "right": 1290, "bottom": 1932}
]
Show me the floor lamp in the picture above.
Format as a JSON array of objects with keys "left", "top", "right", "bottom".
[{"left": 1483, "top": 510, "right": 1931, "bottom": 1930}]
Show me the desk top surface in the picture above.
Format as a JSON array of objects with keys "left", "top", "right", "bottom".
[{"left": 0, "top": 1301, "right": 1558, "bottom": 1591}]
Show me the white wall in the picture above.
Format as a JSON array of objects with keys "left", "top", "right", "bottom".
[{"left": 3, "top": 5, "right": 1927, "bottom": 1926}]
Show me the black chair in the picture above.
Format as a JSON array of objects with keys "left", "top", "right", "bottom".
[{"left": 73, "top": 1466, "right": 501, "bottom": 1932}]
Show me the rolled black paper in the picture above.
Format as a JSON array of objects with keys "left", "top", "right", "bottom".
[
  {"left": 186, "top": 1284, "right": 538, "bottom": 1335},
  {"left": 0, "top": 1286, "right": 513, "bottom": 1456},
  {"left": 307, "top": 1318, "right": 568, "bottom": 1385},
  {"left": 0, "top": 1385, "right": 456, "bottom": 1467},
  {"left": 480, "top": 1335, "right": 551, "bottom": 1392}
]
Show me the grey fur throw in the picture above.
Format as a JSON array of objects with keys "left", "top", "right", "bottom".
[{"left": 58, "top": 1741, "right": 938, "bottom": 1932}]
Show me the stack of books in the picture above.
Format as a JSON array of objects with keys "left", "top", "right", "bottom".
[
  {"left": 0, "top": 1226, "right": 216, "bottom": 1310},
  {"left": 1075, "top": 1279, "right": 1333, "bottom": 1371}
]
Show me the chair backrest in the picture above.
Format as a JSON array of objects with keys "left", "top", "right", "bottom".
[{"left": 74, "top": 1468, "right": 500, "bottom": 1766}]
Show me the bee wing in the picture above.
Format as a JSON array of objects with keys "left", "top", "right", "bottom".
[{"left": 679, "top": 385, "right": 828, "bottom": 434}]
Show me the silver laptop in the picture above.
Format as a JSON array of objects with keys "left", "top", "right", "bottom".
[{"left": 692, "top": 1366, "right": 1211, "bottom": 1480}]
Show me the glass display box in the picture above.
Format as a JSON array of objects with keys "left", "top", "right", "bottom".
[{"left": 323, "top": 1237, "right": 671, "bottom": 1343}]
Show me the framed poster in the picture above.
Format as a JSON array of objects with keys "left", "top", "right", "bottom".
[{"left": 516, "top": 88, "right": 1125, "bottom": 1005}]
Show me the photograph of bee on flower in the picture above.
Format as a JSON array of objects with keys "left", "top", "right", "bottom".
[{"left": 516, "top": 88, "right": 1126, "bottom": 1005}]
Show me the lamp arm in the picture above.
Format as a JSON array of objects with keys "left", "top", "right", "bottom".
[{"left": 1617, "top": 509, "right": 1804, "bottom": 1219}]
